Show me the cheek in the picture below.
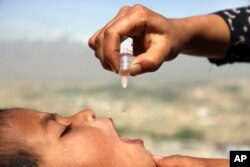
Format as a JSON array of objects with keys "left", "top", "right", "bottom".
[{"left": 62, "top": 129, "right": 120, "bottom": 166}]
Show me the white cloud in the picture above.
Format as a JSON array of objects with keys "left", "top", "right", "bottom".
[{"left": 0, "top": 19, "right": 89, "bottom": 44}]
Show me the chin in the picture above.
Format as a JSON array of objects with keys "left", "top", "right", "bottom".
[{"left": 129, "top": 147, "right": 156, "bottom": 167}]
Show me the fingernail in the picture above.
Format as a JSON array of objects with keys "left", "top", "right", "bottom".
[{"left": 130, "top": 64, "right": 142, "bottom": 76}]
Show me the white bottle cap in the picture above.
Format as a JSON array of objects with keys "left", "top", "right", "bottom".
[{"left": 120, "top": 37, "right": 133, "bottom": 55}]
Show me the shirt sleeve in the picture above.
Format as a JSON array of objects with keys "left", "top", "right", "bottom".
[{"left": 209, "top": 6, "right": 250, "bottom": 65}]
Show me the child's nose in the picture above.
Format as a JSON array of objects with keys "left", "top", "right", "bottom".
[{"left": 73, "top": 109, "right": 96, "bottom": 123}]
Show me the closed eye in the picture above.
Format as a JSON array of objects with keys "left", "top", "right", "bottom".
[{"left": 61, "top": 123, "right": 72, "bottom": 137}]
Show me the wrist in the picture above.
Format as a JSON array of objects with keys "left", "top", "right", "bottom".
[
  {"left": 179, "top": 14, "right": 230, "bottom": 59},
  {"left": 179, "top": 15, "right": 208, "bottom": 54},
  {"left": 167, "top": 17, "right": 203, "bottom": 55}
]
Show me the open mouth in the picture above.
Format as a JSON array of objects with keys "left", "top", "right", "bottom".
[{"left": 107, "top": 118, "right": 144, "bottom": 145}]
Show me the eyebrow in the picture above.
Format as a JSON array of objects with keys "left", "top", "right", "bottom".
[{"left": 40, "top": 113, "right": 57, "bottom": 132}]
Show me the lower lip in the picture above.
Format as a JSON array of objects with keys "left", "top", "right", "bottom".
[{"left": 120, "top": 136, "right": 144, "bottom": 145}]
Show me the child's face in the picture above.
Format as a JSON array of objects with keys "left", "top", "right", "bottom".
[{"left": 6, "top": 108, "right": 156, "bottom": 167}]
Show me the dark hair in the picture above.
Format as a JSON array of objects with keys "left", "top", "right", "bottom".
[{"left": 0, "top": 109, "right": 39, "bottom": 167}]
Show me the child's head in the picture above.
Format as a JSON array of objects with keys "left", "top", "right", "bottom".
[
  {"left": 0, "top": 108, "right": 38, "bottom": 166},
  {"left": 0, "top": 108, "right": 156, "bottom": 167}
]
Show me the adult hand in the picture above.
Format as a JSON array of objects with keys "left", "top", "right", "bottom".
[
  {"left": 153, "top": 155, "right": 229, "bottom": 167},
  {"left": 88, "top": 4, "right": 188, "bottom": 76}
]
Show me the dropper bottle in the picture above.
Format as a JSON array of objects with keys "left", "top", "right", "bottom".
[{"left": 119, "top": 37, "right": 133, "bottom": 88}]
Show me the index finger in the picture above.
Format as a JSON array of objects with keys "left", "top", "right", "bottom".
[
  {"left": 102, "top": 13, "right": 139, "bottom": 73},
  {"left": 89, "top": 6, "right": 131, "bottom": 51}
]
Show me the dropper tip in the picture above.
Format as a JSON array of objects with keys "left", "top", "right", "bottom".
[{"left": 121, "top": 76, "right": 128, "bottom": 88}]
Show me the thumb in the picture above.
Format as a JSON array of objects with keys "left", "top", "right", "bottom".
[
  {"left": 153, "top": 155, "right": 173, "bottom": 167},
  {"left": 153, "top": 155, "right": 181, "bottom": 167},
  {"left": 130, "top": 52, "right": 162, "bottom": 76},
  {"left": 153, "top": 155, "right": 165, "bottom": 167},
  {"left": 153, "top": 155, "right": 164, "bottom": 162},
  {"left": 130, "top": 44, "right": 168, "bottom": 76}
]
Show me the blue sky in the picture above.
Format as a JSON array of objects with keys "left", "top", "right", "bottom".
[{"left": 0, "top": 0, "right": 249, "bottom": 42}]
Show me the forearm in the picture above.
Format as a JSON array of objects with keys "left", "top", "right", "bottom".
[
  {"left": 154, "top": 155, "right": 229, "bottom": 167},
  {"left": 178, "top": 14, "right": 230, "bottom": 59},
  {"left": 203, "top": 158, "right": 229, "bottom": 167}
]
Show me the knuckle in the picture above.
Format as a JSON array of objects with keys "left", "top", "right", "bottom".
[
  {"left": 133, "top": 4, "right": 147, "bottom": 16},
  {"left": 88, "top": 38, "right": 95, "bottom": 49},
  {"left": 94, "top": 31, "right": 104, "bottom": 46},
  {"left": 133, "top": 4, "right": 146, "bottom": 11},
  {"left": 132, "top": 4, "right": 148, "bottom": 24},
  {"left": 103, "top": 28, "right": 113, "bottom": 38},
  {"left": 95, "top": 35, "right": 102, "bottom": 45},
  {"left": 119, "top": 6, "right": 130, "bottom": 13}
]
